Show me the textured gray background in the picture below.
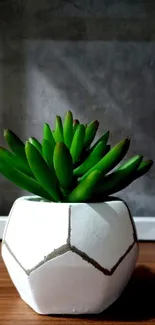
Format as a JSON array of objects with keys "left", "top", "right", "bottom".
[{"left": 0, "top": 0, "right": 155, "bottom": 215}]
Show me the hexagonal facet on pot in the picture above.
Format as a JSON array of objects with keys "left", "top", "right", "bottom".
[
  {"left": 3, "top": 198, "right": 70, "bottom": 271},
  {"left": 70, "top": 200, "right": 135, "bottom": 271}
]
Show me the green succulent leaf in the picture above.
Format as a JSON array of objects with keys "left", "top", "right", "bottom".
[
  {"left": 54, "top": 116, "right": 64, "bottom": 143},
  {"left": 134, "top": 160, "right": 153, "bottom": 179},
  {"left": 109, "top": 159, "right": 154, "bottom": 194},
  {"left": 53, "top": 142, "right": 73, "bottom": 189},
  {"left": 0, "top": 160, "right": 52, "bottom": 201},
  {"left": 96, "top": 155, "right": 143, "bottom": 196},
  {"left": 0, "top": 147, "right": 33, "bottom": 177},
  {"left": 67, "top": 170, "right": 101, "bottom": 202},
  {"left": 83, "top": 120, "right": 99, "bottom": 150},
  {"left": 70, "top": 124, "right": 85, "bottom": 164},
  {"left": 4, "top": 129, "right": 26, "bottom": 161},
  {"left": 63, "top": 110, "right": 73, "bottom": 149},
  {"left": 42, "top": 139, "right": 55, "bottom": 171},
  {"left": 73, "top": 140, "right": 108, "bottom": 177},
  {"left": 25, "top": 141, "right": 61, "bottom": 201},
  {"left": 73, "top": 119, "right": 80, "bottom": 134},
  {"left": 43, "top": 123, "right": 56, "bottom": 150},
  {"left": 29, "top": 137, "right": 42, "bottom": 155},
  {"left": 89, "top": 131, "right": 109, "bottom": 153},
  {"left": 80, "top": 137, "right": 130, "bottom": 181}
]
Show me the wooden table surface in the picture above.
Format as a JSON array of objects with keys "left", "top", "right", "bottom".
[{"left": 0, "top": 242, "right": 155, "bottom": 325}]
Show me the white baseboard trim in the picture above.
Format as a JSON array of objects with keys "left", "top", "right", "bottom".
[
  {"left": 134, "top": 217, "right": 155, "bottom": 241},
  {"left": 0, "top": 217, "right": 7, "bottom": 240},
  {"left": 0, "top": 216, "right": 155, "bottom": 241}
]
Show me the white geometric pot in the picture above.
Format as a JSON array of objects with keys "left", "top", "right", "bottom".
[{"left": 2, "top": 196, "right": 138, "bottom": 315}]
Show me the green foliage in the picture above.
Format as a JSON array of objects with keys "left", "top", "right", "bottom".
[
  {"left": 63, "top": 111, "right": 73, "bottom": 149},
  {"left": 29, "top": 137, "right": 42, "bottom": 155},
  {"left": 0, "top": 111, "right": 153, "bottom": 202},
  {"left": 70, "top": 124, "right": 85, "bottom": 163},
  {"left": 53, "top": 143, "right": 73, "bottom": 189}
]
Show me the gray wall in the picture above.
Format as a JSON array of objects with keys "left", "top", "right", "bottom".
[{"left": 0, "top": 0, "right": 155, "bottom": 216}]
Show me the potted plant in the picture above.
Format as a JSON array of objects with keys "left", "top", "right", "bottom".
[{"left": 1, "top": 111, "right": 153, "bottom": 315}]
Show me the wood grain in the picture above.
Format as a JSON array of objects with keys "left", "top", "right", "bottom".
[{"left": 0, "top": 242, "right": 155, "bottom": 325}]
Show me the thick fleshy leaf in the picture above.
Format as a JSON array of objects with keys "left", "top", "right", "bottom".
[
  {"left": 43, "top": 123, "right": 55, "bottom": 150},
  {"left": 80, "top": 138, "right": 130, "bottom": 181},
  {"left": 4, "top": 129, "right": 26, "bottom": 160},
  {"left": 63, "top": 110, "right": 73, "bottom": 149},
  {"left": 25, "top": 142, "right": 61, "bottom": 202},
  {"left": 83, "top": 120, "right": 99, "bottom": 149},
  {"left": 0, "top": 160, "right": 52, "bottom": 201},
  {"left": 29, "top": 137, "right": 42, "bottom": 155},
  {"left": 70, "top": 124, "right": 85, "bottom": 163},
  {"left": 0, "top": 147, "right": 33, "bottom": 177},
  {"left": 54, "top": 116, "right": 64, "bottom": 142},
  {"left": 53, "top": 142, "right": 73, "bottom": 189}
]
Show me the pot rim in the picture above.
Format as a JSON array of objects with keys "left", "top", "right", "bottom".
[{"left": 16, "top": 195, "right": 124, "bottom": 205}]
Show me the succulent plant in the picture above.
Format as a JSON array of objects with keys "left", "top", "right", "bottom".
[{"left": 0, "top": 111, "right": 153, "bottom": 203}]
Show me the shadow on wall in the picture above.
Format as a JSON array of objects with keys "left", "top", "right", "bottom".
[
  {"left": 0, "top": 0, "right": 28, "bottom": 214},
  {"left": 0, "top": 40, "right": 27, "bottom": 214},
  {"left": 0, "top": 0, "right": 155, "bottom": 215}
]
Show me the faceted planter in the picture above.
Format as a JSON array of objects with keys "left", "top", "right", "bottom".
[{"left": 2, "top": 196, "right": 138, "bottom": 315}]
